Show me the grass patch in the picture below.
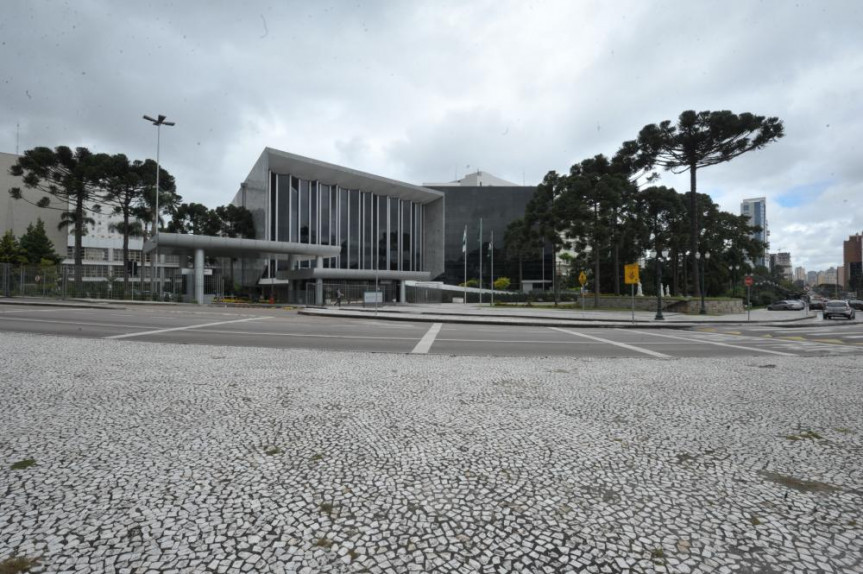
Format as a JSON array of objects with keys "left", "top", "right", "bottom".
[
  {"left": 835, "top": 427, "right": 854, "bottom": 434},
  {"left": 749, "top": 515, "right": 762, "bottom": 526},
  {"left": 10, "top": 459, "right": 36, "bottom": 470},
  {"left": 0, "top": 556, "right": 40, "bottom": 574},
  {"left": 264, "top": 446, "right": 282, "bottom": 456},
  {"left": 785, "top": 430, "right": 823, "bottom": 441},
  {"left": 314, "top": 537, "right": 333, "bottom": 548},
  {"left": 651, "top": 548, "right": 666, "bottom": 562},
  {"left": 760, "top": 471, "right": 840, "bottom": 493},
  {"left": 319, "top": 502, "right": 334, "bottom": 515},
  {"left": 311, "top": 453, "right": 324, "bottom": 462}
]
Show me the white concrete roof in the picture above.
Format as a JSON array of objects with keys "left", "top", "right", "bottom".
[{"left": 263, "top": 148, "right": 443, "bottom": 204}]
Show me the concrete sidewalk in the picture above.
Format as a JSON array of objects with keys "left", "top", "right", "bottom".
[{"left": 300, "top": 302, "right": 822, "bottom": 328}]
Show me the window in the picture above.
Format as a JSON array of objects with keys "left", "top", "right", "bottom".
[
  {"left": 362, "top": 192, "right": 373, "bottom": 269},
  {"left": 290, "top": 176, "right": 299, "bottom": 242},
  {"left": 339, "top": 188, "right": 349, "bottom": 268},
  {"left": 349, "top": 190, "right": 360, "bottom": 268},
  {"left": 320, "top": 184, "right": 330, "bottom": 246},
  {"left": 389, "top": 197, "right": 399, "bottom": 270},
  {"left": 277, "top": 174, "right": 291, "bottom": 242},
  {"left": 378, "top": 195, "right": 387, "bottom": 270},
  {"left": 402, "top": 200, "right": 411, "bottom": 271},
  {"left": 299, "top": 179, "right": 310, "bottom": 244},
  {"left": 310, "top": 181, "right": 319, "bottom": 244}
]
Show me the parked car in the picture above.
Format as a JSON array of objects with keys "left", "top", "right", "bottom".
[
  {"left": 823, "top": 300, "right": 856, "bottom": 320},
  {"left": 808, "top": 299, "right": 825, "bottom": 310},
  {"left": 847, "top": 299, "right": 863, "bottom": 311},
  {"left": 767, "top": 299, "right": 804, "bottom": 311}
]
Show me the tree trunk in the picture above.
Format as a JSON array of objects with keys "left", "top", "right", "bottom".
[
  {"left": 689, "top": 165, "right": 700, "bottom": 298},
  {"left": 518, "top": 254, "right": 523, "bottom": 292},
  {"left": 74, "top": 195, "right": 84, "bottom": 295},
  {"left": 613, "top": 242, "right": 620, "bottom": 295},
  {"left": 553, "top": 247, "right": 559, "bottom": 306},
  {"left": 122, "top": 209, "right": 130, "bottom": 298},
  {"left": 594, "top": 247, "right": 601, "bottom": 307},
  {"left": 671, "top": 250, "right": 678, "bottom": 295}
]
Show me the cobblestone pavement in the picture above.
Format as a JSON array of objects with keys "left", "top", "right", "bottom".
[{"left": 1, "top": 332, "right": 861, "bottom": 574}]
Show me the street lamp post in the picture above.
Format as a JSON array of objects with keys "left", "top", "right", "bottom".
[
  {"left": 728, "top": 264, "right": 739, "bottom": 296},
  {"left": 697, "top": 251, "right": 711, "bottom": 314},
  {"left": 651, "top": 249, "right": 670, "bottom": 320},
  {"left": 143, "top": 114, "right": 175, "bottom": 300}
]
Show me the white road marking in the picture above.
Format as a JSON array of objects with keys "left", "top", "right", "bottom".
[
  {"left": 202, "top": 329, "right": 416, "bottom": 341},
  {"left": 0, "top": 307, "right": 88, "bottom": 314},
  {"left": 0, "top": 317, "right": 154, "bottom": 329},
  {"left": 105, "top": 316, "right": 270, "bottom": 339},
  {"left": 629, "top": 330, "right": 796, "bottom": 356},
  {"left": 550, "top": 327, "right": 671, "bottom": 358},
  {"left": 411, "top": 323, "right": 443, "bottom": 354}
]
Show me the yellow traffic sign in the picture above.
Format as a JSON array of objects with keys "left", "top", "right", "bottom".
[
  {"left": 624, "top": 263, "right": 639, "bottom": 285},
  {"left": 578, "top": 271, "right": 587, "bottom": 286}
]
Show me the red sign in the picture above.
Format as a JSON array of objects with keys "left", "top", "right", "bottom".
[{"left": 744, "top": 276, "right": 754, "bottom": 287}]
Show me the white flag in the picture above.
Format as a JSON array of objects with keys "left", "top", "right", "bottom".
[{"left": 462, "top": 225, "right": 467, "bottom": 253}]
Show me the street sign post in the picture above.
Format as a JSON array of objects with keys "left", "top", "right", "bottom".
[
  {"left": 579, "top": 271, "right": 587, "bottom": 312},
  {"left": 624, "top": 263, "right": 639, "bottom": 323},
  {"left": 744, "top": 276, "right": 753, "bottom": 321}
]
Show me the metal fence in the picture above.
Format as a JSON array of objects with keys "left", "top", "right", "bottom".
[
  {"left": 0, "top": 263, "right": 224, "bottom": 303},
  {"left": 302, "top": 282, "right": 398, "bottom": 307}
]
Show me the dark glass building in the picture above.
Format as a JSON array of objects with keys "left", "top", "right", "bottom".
[{"left": 425, "top": 172, "right": 548, "bottom": 290}]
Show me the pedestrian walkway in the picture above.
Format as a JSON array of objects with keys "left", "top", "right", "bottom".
[{"left": 300, "top": 302, "right": 820, "bottom": 328}]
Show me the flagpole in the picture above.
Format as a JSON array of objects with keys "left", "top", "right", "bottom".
[
  {"left": 463, "top": 224, "right": 467, "bottom": 304},
  {"left": 490, "top": 230, "right": 494, "bottom": 307},
  {"left": 478, "top": 218, "right": 483, "bottom": 305}
]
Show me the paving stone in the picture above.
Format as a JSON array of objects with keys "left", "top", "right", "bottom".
[{"left": 0, "top": 332, "right": 861, "bottom": 573}]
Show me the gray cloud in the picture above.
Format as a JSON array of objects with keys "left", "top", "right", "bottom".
[{"left": 2, "top": 0, "right": 862, "bottom": 272}]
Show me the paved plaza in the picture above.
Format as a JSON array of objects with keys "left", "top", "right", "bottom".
[{"left": 1, "top": 332, "right": 861, "bottom": 573}]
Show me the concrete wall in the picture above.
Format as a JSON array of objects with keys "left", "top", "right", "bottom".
[
  {"left": 0, "top": 152, "right": 67, "bottom": 256},
  {"left": 578, "top": 296, "right": 745, "bottom": 314}
]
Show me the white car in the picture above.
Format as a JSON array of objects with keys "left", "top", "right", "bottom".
[{"left": 824, "top": 300, "right": 856, "bottom": 320}]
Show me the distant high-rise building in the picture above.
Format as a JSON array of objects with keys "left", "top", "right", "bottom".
[
  {"left": 794, "top": 266, "right": 806, "bottom": 282},
  {"left": 770, "top": 252, "right": 793, "bottom": 280},
  {"left": 843, "top": 232, "right": 862, "bottom": 293},
  {"left": 740, "top": 197, "right": 768, "bottom": 267},
  {"left": 806, "top": 270, "right": 818, "bottom": 285}
]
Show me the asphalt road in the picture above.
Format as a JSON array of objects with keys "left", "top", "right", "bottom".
[{"left": 2, "top": 303, "right": 863, "bottom": 359}]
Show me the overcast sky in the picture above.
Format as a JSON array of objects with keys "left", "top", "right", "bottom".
[{"left": 3, "top": 0, "right": 861, "bottom": 272}]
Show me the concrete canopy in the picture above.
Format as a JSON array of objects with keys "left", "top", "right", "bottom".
[{"left": 143, "top": 232, "right": 340, "bottom": 261}]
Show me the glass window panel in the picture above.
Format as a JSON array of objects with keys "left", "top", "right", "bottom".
[
  {"left": 363, "top": 192, "right": 373, "bottom": 270},
  {"left": 402, "top": 200, "right": 411, "bottom": 271},
  {"left": 290, "top": 176, "right": 299, "bottom": 242},
  {"left": 339, "top": 188, "right": 348, "bottom": 269},
  {"left": 389, "top": 197, "right": 399, "bottom": 270},
  {"left": 378, "top": 195, "right": 387, "bottom": 270},
  {"left": 299, "top": 179, "right": 310, "bottom": 244},
  {"left": 269, "top": 173, "right": 277, "bottom": 241},
  {"left": 349, "top": 190, "right": 360, "bottom": 268},
  {"left": 310, "top": 181, "right": 319, "bottom": 244},
  {"left": 320, "top": 184, "right": 330, "bottom": 246},
  {"left": 277, "top": 175, "right": 290, "bottom": 242}
]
